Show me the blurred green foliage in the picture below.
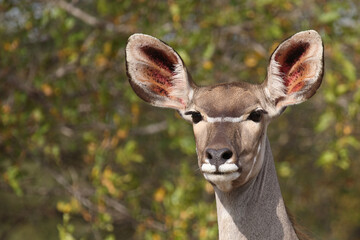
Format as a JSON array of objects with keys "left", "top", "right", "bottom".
[{"left": 0, "top": 0, "right": 359, "bottom": 239}]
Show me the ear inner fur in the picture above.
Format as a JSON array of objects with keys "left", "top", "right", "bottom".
[
  {"left": 137, "top": 46, "right": 179, "bottom": 97},
  {"left": 137, "top": 63, "right": 173, "bottom": 95},
  {"left": 126, "top": 33, "right": 195, "bottom": 110},
  {"left": 275, "top": 42, "right": 310, "bottom": 94},
  {"left": 140, "top": 46, "right": 177, "bottom": 73},
  {"left": 264, "top": 30, "right": 324, "bottom": 116}
]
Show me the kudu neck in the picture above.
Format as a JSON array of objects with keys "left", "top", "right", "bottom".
[{"left": 214, "top": 137, "right": 298, "bottom": 240}]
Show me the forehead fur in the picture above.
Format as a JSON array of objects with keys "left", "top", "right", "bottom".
[{"left": 193, "top": 82, "right": 260, "bottom": 117}]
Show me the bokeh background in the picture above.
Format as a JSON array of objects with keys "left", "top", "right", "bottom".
[{"left": 1, "top": 0, "right": 360, "bottom": 239}]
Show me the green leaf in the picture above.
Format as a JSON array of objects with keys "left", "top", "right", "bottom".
[
  {"left": 315, "top": 111, "right": 335, "bottom": 132},
  {"left": 203, "top": 42, "right": 215, "bottom": 60},
  {"left": 317, "top": 150, "right": 337, "bottom": 167},
  {"left": 5, "top": 166, "right": 23, "bottom": 196},
  {"left": 319, "top": 11, "right": 340, "bottom": 23}
]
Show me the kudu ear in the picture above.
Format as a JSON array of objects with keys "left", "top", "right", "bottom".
[
  {"left": 262, "top": 30, "right": 324, "bottom": 117},
  {"left": 125, "top": 34, "right": 195, "bottom": 112}
]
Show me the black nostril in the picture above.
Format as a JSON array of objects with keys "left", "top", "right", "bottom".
[
  {"left": 222, "top": 150, "right": 233, "bottom": 160},
  {"left": 205, "top": 148, "right": 233, "bottom": 167}
]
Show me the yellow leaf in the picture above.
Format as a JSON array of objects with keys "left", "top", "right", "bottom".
[
  {"left": 180, "top": 210, "right": 189, "bottom": 220},
  {"left": 116, "top": 129, "right": 128, "bottom": 139},
  {"left": 57, "top": 47, "right": 71, "bottom": 59},
  {"left": 81, "top": 210, "right": 92, "bottom": 222},
  {"left": 57, "top": 201, "right": 71, "bottom": 213},
  {"left": 199, "top": 227, "right": 207, "bottom": 239},
  {"left": 110, "top": 136, "right": 119, "bottom": 148},
  {"left": 335, "top": 123, "right": 342, "bottom": 135},
  {"left": 3, "top": 39, "right": 19, "bottom": 52},
  {"left": 102, "top": 177, "right": 117, "bottom": 195},
  {"left": 98, "top": 199, "right": 106, "bottom": 212},
  {"left": 76, "top": 68, "right": 85, "bottom": 81},
  {"left": 70, "top": 198, "right": 81, "bottom": 212},
  {"left": 41, "top": 83, "right": 53, "bottom": 96},
  {"left": 131, "top": 104, "right": 140, "bottom": 124},
  {"left": 102, "top": 167, "right": 118, "bottom": 196},
  {"left": 103, "top": 167, "right": 113, "bottom": 178},
  {"left": 152, "top": 233, "right": 161, "bottom": 240},
  {"left": 25, "top": 21, "right": 33, "bottom": 30},
  {"left": 278, "top": 162, "right": 293, "bottom": 178},
  {"left": 154, "top": 187, "right": 166, "bottom": 202},
  {"left": 91, "top": 166, "right": 100, "bottom": 179},
  {"left": 244, "top": 54, "right": 258, "bottom": 68},
  {"left": 170, "top": 3, "right": 180, "bottom": 23},
  {"left": 165, "top": 215, "right": 173, "bottom": 227},
  {"left": 172, "top": 15, "right": 180, "bottom": 23},
  {"left": 203, "top": 60, "right": 213, "bottom": 70},
  {"left": 284, "top": 2, "right": 293, "bottom": 10},
  {"left": 2, "top": 172, "right": 8, "bottom": 182},
  {"left": 2, "top": 104, "right": 11, "bottom": 114},
  {"left": 95, "top": 55, "right": 108, "bottom": 68},
  {"left": 83, "top": 154, "right": 93, "bottom": 164},
  {"left": 87, "top": 142, "right": 97, "bottom": 155},
  {"left": 343, "top": 125, "right": 352, "bottom": 135},
  {"left": 103, "top": 42, "right": 112, "bottom": 56}
]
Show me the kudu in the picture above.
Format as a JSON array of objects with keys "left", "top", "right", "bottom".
[{"left": 125, "top": 30, "right": 324, "bottom": 239}]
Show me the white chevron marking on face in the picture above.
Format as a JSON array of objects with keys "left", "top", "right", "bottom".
[
  {"left": 206, "top": 116, "right": 245, "bottom": 123},
  {"left": 245, "top": 142, "right": 263, "bottom": 181},
  {"left": 205, "top": 107, "right": 264, "bottom": 123}
]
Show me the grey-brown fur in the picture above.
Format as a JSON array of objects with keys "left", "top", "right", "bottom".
[
  {"left": 125, "top": 30, "right": 324, "bottom": 240},
  {"left": 215, "top": 138, "right": 298, "bottom": 239},
  {"left": 192, "top": 82, "right": 260, "bottom": 118}
]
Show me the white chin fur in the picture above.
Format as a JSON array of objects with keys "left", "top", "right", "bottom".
[{"left": 204, "top": 172, "right": 240, "bottom": 192}]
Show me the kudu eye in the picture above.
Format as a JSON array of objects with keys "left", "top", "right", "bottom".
[
  {"left": 247, "top": 110, "right": 263, "bottom": 123},
  {"left": 191, "top": 112, "right": 203, "bottom": 124},
  {"left": 185, "top": 111, "right": 203, "bottom": 124}
]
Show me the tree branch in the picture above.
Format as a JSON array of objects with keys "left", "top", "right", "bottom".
[
  {"left": 46, "top": 166, "right": 134, "bottom": 223},
  {"left": 54, "top": 0, "right": 133, "bottom": 34},
  {"left": 131, "top": 121, "right": 168, "bottom": 136}
]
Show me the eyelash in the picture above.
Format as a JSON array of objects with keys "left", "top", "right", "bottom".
[{"left": 185, "top": 111, "right": 203, "bottom": 124}]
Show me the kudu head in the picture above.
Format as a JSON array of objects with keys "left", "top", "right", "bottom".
[{"left": 125, "top": 31, "right": 324, "bottom": 192}]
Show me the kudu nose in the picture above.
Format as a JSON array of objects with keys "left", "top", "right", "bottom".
[{"left": 206, "top": 148, "right": 233, "bottom": 167}]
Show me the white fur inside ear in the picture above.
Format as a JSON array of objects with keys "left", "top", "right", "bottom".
[
  {"left": 263, "top": 30, "right": 323, "bottom": 116},
  {"left": 265, "top": 60, "right": 287, "bottom": 101},
  {"left": 126, "top": 33, "right": 195, "bottom": 111},
  {"left": 168, "top": 62, "right": 193, "bottom": 110}
]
